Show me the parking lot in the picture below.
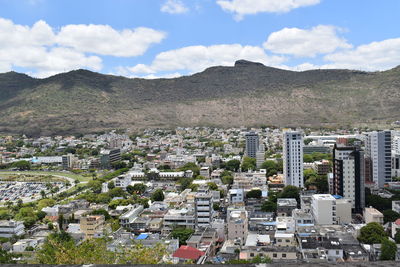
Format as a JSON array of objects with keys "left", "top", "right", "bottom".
[{"left": 0, "top": 181, "right": 67, "bottom": 203}]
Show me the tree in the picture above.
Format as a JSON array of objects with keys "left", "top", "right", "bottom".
[
  {"left": 179, "top": 162, "right": 200, "bottom": 176},
  {"left": 394, "top": 230, "right": 400, "bottom": 244},
  {"left": 261, "top": 201, "right": 277, "bottom": 212},
  {"left": 358, "top": 222, "right": 386, "bottom": 244},
  {"left": 278, "top": 185, "right": 300, "bottom": 202},
  {"left": 87, "top": 180, "right": 102, "bottom": 194},
  {"left": 111, "top": 161, "right": 127, "bottom": 170},
  {"left": 207, "top": 182, "right": 218, "bottom": 191},
  {"left": 171, "top": 227, "right": 195, "bottom": 246},
  {"left": 261, "top": 160, "right": 282, "bottom": 176},
  {"left": 11, "top": 160, "right": 31, "bottom": 170},
  {"left": 213, "top": 203, "right": 220, "bottom": 211},
  {"left": 305, "top": 175, "right": 329, "bottom": 193},
  {"left": 246, "top": 189, "right": 262, "bottom": 199},
  {"left": 107, "top": 181, "right": 115, "bottom": 190},
  {"left": 90, "top": 209, "right": 111, "bottom": 220},
  {"left": 0, "top": 248, "right": 15, "bottom": 263},
  {"left": 151, "top": 189, "right": 164, "bottom": 202},
  {"left": 241, "top": 157, "right": 256, "bottom": 171},
  {"left": 225, "top": 160, "right": 240, "bottom": 172},
  {"left": 179, "top": 178, "right": 193, "bottom": 191},
  {"left": 382, "top": 209, "right": 400, "bottom": 224},
  {"left": 132, "top": 184, "right": 147, "bottom": 194},
  {"left": 380, "top": 238, "right": 397, "bottom": 260},
  {"left": 108, "top": 187, "right": 126, "bottom": 198}
]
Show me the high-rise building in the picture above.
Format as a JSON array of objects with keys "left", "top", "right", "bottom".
[
  {"left": 194, "top": 186, "right": 213, "bottom": 228},
  {"left": 256, "top": 144, "right": 265, "bottom": 169},
  {"left": 365, "top": 131, "right": 392, "bottom": 187},
  {"left": 283, "top": 131, "right": 304, "bottom": 187},
  {"left": 332, "top": 145, "right": 365, "bottom": 213},
  {"left": 245, "top": 131, "right": 259, "bottom": 159}
]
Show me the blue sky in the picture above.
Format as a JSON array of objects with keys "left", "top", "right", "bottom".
[{"left": 0, "top": 0, "right": 399, "bottom": 78}]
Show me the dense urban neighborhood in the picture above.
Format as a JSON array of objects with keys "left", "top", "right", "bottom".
[{"left": 0, "top": 127, "right": 400, "bottom": 264}]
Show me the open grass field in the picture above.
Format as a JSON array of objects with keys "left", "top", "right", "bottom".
[{"left": 0, "top": 170, "right": 92, "bottom": 182}]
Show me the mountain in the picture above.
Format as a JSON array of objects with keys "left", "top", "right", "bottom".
[{"left": 1, "top": 60, "right": 400, "bottom": 136}]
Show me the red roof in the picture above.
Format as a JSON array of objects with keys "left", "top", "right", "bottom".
[
  {"left": 395, "top": 218, "right": 400, "bottom": 225},
  {"left": 172, "top": 245, "right": 205, "bottom": 260}
]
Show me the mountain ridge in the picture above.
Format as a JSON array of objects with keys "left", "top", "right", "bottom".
[{"left": 0, "top": 60, "right": 399, "bottom": 136}]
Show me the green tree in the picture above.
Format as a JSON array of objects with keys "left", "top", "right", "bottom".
[
  {"left": 358, "top": 222, "right": 386, "bottom": 244},
  {"left": 207, "top": 182, "right": 218, "bottom": 191},
  {"left": 132, "top": 184, "right": 147, "bottom": 194},
  {"left": 246, "top": 189, "right": 262, "bottom": 199},
  {"left": 241, "top": 157, "right": 256, "bottom": 171},
  {"left": 108, "top": 187, "right": 126, "bottom": 198},
  {"left": 380, "top": 238, "right": 397, "bottom": 260},
  {"left": 0, "top": 248, "right": 16, "bottom": 263},
  {"left": 11, "top": 160, "right": 31, "bottom": 170},
  {"left": 151, "top": 189, "right": 164, "bottom": 202},
  {"left": 278, "top": 185, "right": 300, "bottom": 202},
  {"left": 90, "top": 209, "right": 111, "bottom": 220},
  {"left": 382, "top": 209, "right": 400, "bottom": 224},
  {"left": 178, "top": 162, "right": 200, "bottom": 176},
  {"left": 107, "top": 181, "right": 115, "bottom": 190},
  {"left": 394, "top": 230, "right": 400, "bottom": 244},
  {"left": 171, "top": 227, "right": 195, "bottom": 246},
  {"left": 261, "top": 201, "right": 277, "bottom": 212},
  {"left": 225, "top": 160, "right": 240, "bottom": 172},
  {"left": 261, "top": 160, "right": 278, "bottom": 176}
]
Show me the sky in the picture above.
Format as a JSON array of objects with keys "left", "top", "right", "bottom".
[{"left": 0, "top": 0, "right": 399, "bottom": 78}]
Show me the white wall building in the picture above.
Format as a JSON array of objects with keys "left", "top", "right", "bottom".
[
  {"left": 283, "top": 131, "right": 304, "bottom": 187},
  {"left": 311, "top": 194, "right": 336, "bottom": 225},
  {"left": 0, "top": 220, "right": 25, "bottom": 238},
  {"left": 365, "top": 130, "right": 392, "bottom": 187}
]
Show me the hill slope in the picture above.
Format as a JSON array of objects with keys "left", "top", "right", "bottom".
[{"left": 1, "top": 60, "right": 400, "bottom": 135}]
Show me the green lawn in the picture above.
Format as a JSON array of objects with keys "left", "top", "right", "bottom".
[{"left": 0, "top": 170, "right": 92, "bottom": 182}]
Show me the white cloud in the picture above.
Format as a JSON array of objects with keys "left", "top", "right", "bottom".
[
  {"left": 263, "top": 25, "right": 352, "bottom": 57},
  {"left": 217, "top": 0, "right": 320, "bottom": 20},
  {"left": 161, "top": 0, "right": 189, "bottom": 14},
  {"left": 322, "top": 38, "right": 400, "bottom": 71},
  {"left": 57, "top": 25, "right": 166, "bottom": 57},
  {"left": 127, "top": 44, "right": 286, "bottom": 75},
  {"left": 0, "top": 17, "right": 165, "bottom": 77}
]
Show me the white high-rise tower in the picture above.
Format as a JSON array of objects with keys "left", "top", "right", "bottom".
[{"left": 283, "top": 131, "right": 304, "bottom": 187}]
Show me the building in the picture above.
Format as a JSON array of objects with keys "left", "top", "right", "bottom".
[
  {"left": 62, "top": 153, "right": 77, "bottom": 170},
  {"left": 80, "top": 215, "right": 105, "bottom": 239},
  {"left": 228, "top": 188, "right": 244, "bottom": 204},
  {"left": 311, "top": 194, "right": 337, "bottom": 225},
  {"left": 256, "top": 144, "right": 265, "bottom": 169},
  {"left": 314, "top": 160, "right": 331, "bottom": 175},
  {"left": 277, "top": 198, "right": 298, "bottom": 217},
  {"left": 364, "top": 207, "right": 384, "bottom": 225},
  {"left": 100, "top": 148, "right": 121, "bottom": 169},
  {"left": 0, "top": 220, "right": 25, "bottom": 238},
  {"left": 365, "top": 131, "right": 392, "bottom": 187},
  {"left": 283, "top": 131, "right": 304, "bottom": 187},
  {"left": 163, "top": 208, "right": 195, "bottom": 233},
  {"left": 245, "top": 131, "right": 259, "bottom": 159},
  {"left": 335, "top": 198, "right": 352, "bottom": 224},
  {"left": 199, "top": 167, "right": 210, "bottom": 178},
  {"left": 304, "top": 145, "right": 331, "bottom": 154},
  {"left": 332, "top": 145, "right": 365, "bottom": 213},
  {"left": 393, "top": 200, "right": 400, "bottom": 213},
  {"left": 227, "top": 209, "right": 248, "bottom": 245},
  {"left": 194, "top": 188, "right": 214, "bottom": 228}
]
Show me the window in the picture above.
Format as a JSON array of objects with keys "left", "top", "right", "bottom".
[
  {"left": 282, "top": 253, "right": 287, "bottom": 258},
  {"left": 250, "top": 253, "right": 254, "bottom": 257},
  {"left": 273, "top": 253, "right": 277, "bottom": 258}
]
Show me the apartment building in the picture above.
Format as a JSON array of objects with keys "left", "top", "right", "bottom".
[
  {"left": 80, "top": 215, "right": 105, "bottom": 239},
  {"left": 283, "top": 131, "right": 304, "bottom": 187}
]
